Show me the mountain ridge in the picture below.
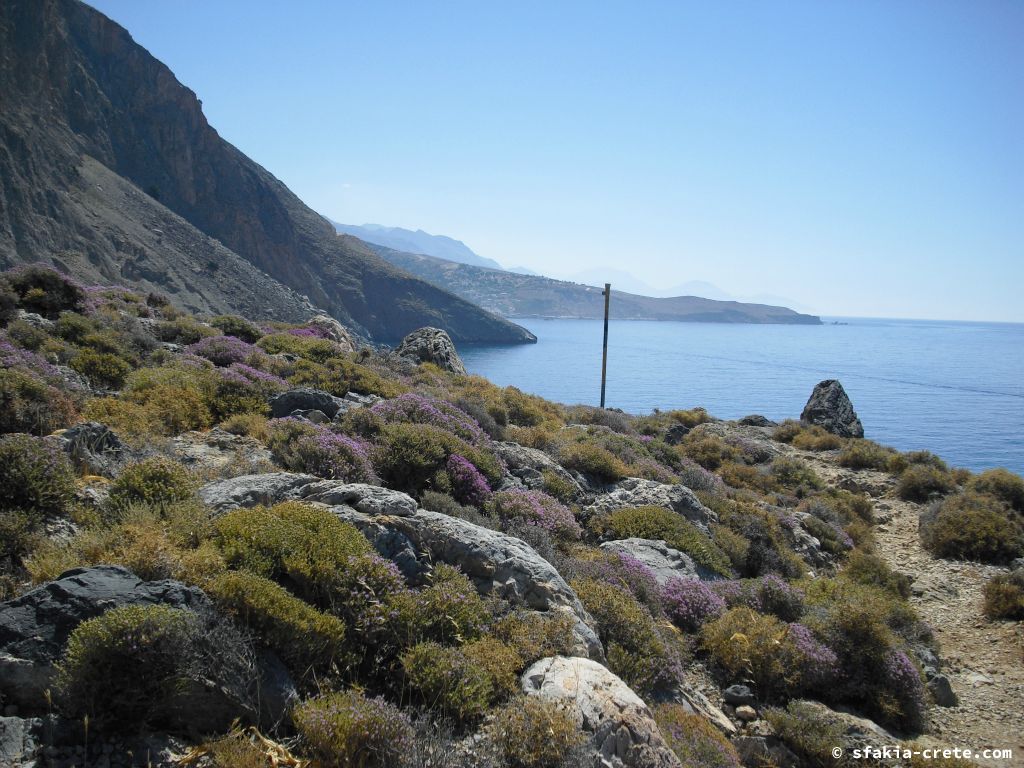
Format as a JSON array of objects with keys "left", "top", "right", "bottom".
[
  {"left": 0, "top": 0, "right": 534, "bottom": 345},
  {"left": 330, "top": 222, "right": 504, "bottom": 271}
]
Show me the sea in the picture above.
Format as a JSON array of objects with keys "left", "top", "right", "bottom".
[{"left": 459, "top": 317, "right": 1024, "bottom": 476}]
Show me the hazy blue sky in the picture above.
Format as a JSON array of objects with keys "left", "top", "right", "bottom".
[{"left": 87, "top": 1, "right": 1022, "bottom": 321}]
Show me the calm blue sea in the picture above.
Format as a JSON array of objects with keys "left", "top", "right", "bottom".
[{"left": 460, "top": 317, "right": 1024, "bottom": 476}]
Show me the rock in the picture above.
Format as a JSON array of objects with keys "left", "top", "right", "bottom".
[
  {"left": 269, "top": 387, "right": 347, "bottom": 419},
  {"left": 171, "top": 428, "right": 273, "bottom": 475},
  {"left": 785, "top": 700, "right": 898, "bottom": 755},
  {"left": 670, "top": 685, "right": 736, "bottom": 735},
  {"left": 723, "top": 684, "right": 756, "bottom": 707},
  {"left": 735, "top": 705, "right": 758, "bottom": 722},
  {"left": 492, "top": 441, "right": 585, "bottom": 502},
  {"left": 292, "top": 408, "right": 330, "bottom": 424},
  {"left": 305, "top": 315, "right": 357, "bottom": 352},
  {"left": 600, "top": 538, "right": 717, "bottom": 583},
  {"left": 395, "top": 327, "right": 467, "bottom": 375},
  {"left": 800, "top": 379, "right": 864, "bottom": 438},
  {"left": 0, "top": 716, "right": 40, "bottom": 767},
  {"left": 15, "top": 310, "right": 52, "bottom": 330},
  {"left": 663, "top": 424, "right": 690, "bottom": 445},
  {"left": 198, "top": 474, "right": 602, "bottom": 659},
  {"left": 0, "top": 566, "right": 204, "bottom": 711},
  {"left": 585, "top": 478, "right": 717, "bottom": 533},
  {"left": 928, "top": 674, "right": 958, "bottom": 707},
  {"left": 732, "top": 736, "right": 800, "bottom": 768},
  {"left": 522, "top": 657, "right": 681, "bottom": 768},
  {"left": 55, "top": 422, "right": 125, "bottom": 475},
  {"left": 738, "top": 414, "right": 777, "bottom": 427}
]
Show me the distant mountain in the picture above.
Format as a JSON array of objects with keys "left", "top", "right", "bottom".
[
  {"left": 331, "top": 222, "right": 504, "bottom": 271},
  {"left": 369, "top": 246, "right": 822, "bottom": 325},
  {"left": 0, "top": 0, "right": 534, "bottom": 345},
  {"left": 669, "top": 280, "right": 734, "bottom": 301}
]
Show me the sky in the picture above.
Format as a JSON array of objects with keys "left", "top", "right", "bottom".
[{"left": 86, "top": 1, "right": 1023, "bottom": 322}]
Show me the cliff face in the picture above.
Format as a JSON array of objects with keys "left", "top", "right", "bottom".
[{"left": 0, "top": 0, "right": 535, "bottom": 343}]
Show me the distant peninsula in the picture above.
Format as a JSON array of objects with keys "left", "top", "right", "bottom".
[{"left": 365, "top": 244, "right": 823, "bottom": 325}]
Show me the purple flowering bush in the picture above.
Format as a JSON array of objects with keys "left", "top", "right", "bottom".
[
  {"left": 486, "top": 489, "right": 581, "bottom": 541},
  {"left": 654, "top": 704, "right": 742, "bottom": 768},
  {"left": 371, "top": 392, "right": 488, "bottom": 445},
  {"left": 0, "top": 433, "right": 76, "bottom": 515},
  {"left": 662, "top": 578, "right": 726, "bottom": 631},
  {"left": 294, "top": 690, "right": 414, "bottom": 767},
  {"left": 710, "top": 575, "right": 805, "bottom": 622},
  {"left": 185, "top": 335, "right": 264, "bottom": 367},
  {"left": 565, "top": 551, "right": 662, "bottom": 613},
  {"left": 268, "top": 418, "right": 377, "bottom": 483},
  {"left": 445, "top": 453, "right": 492, "bottom": 507}
]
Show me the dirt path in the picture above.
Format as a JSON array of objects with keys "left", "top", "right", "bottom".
[{"left": 804, "top": 454, "right": 1024, "bottom": 767}]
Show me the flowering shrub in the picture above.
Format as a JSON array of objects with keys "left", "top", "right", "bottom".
[
  {"left": 880, "top": 649, "right": 927, "bottom": 731},
  {"left": 401, "top": 641, "right": 495, "bottom": 722},
  {"left": 491, "top": 697, "right": 585, "bottom": 768},
  {"left": 0, "top": 433, "right": 76, "bottom": 515},
  {"left": 292, "top": 430, "right": 378, "bottom": 483},
  {"left": 395, "top": 564, "right": 489, "bottom": 646},
  {"left": 293, "top": 690, "right": 413, "bottom": 767},
  {"left": 371, "top": 393, "right": 487, "bottom": 445},
  {"left": 372, "top": 423, "right": 502, "bottom": 496},
  {"left": 5, "top": 264, "right": 85, "bottom": 319},
  {"left": 654, "top": 704, "right": 741, "bottom": 768},
  {"left": 109, "top": 457, "right": 197, "bottom": 509},
  {"left": 565, "top": 551, "right": 662, "bottom": 614},
  {"left": 662, "top": 578, "right": 725, "bottom": 631},
  {"left": 209, "top": 314, "right": 263, "bottom": 343},
  {"left": 446, "top": 453, "right": 492, "bottom": 507},
  {"left": 786, "top": 622, "right": 840, "bottom": 690},
  {"left": 186, "top": 335, "right": 263, "bottom": 367},
  {"left": 69, "top": 349, "right": 132, "bottom": 389},
  {"left": 486, "top": 489, "right": 581, "bottom": 541}
]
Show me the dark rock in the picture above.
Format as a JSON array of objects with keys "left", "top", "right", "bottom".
[
  {"left": 739, "top": 414, "right": 777, "bottom": 427},
  {"left": 55, "top": 422, "right": 125, "bottom": 475},
  {"left": 269, "top": 387, "right": 346, "bottom": 419},
  {"left": 290, "top": 408, "right": 330, "bottom": 424},
  {"left": 395, "top": 327, "right": 467, "bottom": 375},
  {"left": 663, "top": 424, "right": 690, "bottom": 445},
  {"left": 928, "top": 675, "right": 958, "bottom": 707},
  {"left": 723, "top": 684, "right": 756, "bottom": 706},
  {"left": 800, "top": 379, "right": 864, "bottom": 438}
]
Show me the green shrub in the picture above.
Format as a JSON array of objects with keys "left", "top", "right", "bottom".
[
  {"left": 5, "top": 319, "right": 50, "bottom": 351},
  {"left": 214, "top": 502, "right": 372, "bottom": 602},
  {"left": 53, "top": 311, "right": 95, "bottom": 342},
  {"left": 155, "top": 316, "right": 218, "bottom": 344},
  {"left": 969, "top": 468, "right": 1024, "bottom": 512},
  {"left": 56, "top": 605, "right": 198, "bottom": 732},
  {"left": 394, "top": 563, "right": 490, "bottom": 646},
  {"left": 557, "top": 440, "right": 628, "bottom": 481},
  {"left": 0, "top": 510, "right": 38, "bottom": 570},
  {"left": 0, "top": 277, "right": 16, "bottom": 325},
  {"left": 982, "top": 570, "right": 1024, "bottom": 620},
  {"left": 6, "top": 265, "right": 84, "bottom": 318},
  {"left": 540, "top": 469, "right": 579, "bottom": 503},
  {"left": 462, "top": 636, "right": 523, "bottom": 698},
  {"left": 491, "top": 697, "right": 584, "bottom": 768},
  {"left": 491, "top": 609, "right": 577, "bottom": 667},
  {"left": 765, "top": 700, "right": 854, "bottom": 768},
  {"left": 770, "top": 456, "right": 823, "bottom": 492},
  {"left": 678, "top": 434, "right": 737, "bottom": 470},
  {"left": 897, "top": 464, "right": 957, "bottom": 502},
  {"left": 401, "top": 641, "right": 495, "bottom": 721},
  {"left": 70, "top": 349, "right": 133, "bottom": 389},
  {"left": 209, "top": 314, "right": 263, "bottom": 343},
  {"left": 572, "top": 577, "right": 687, "bottom": 695},
  {"left": 293, "top": 690, "right": 414, "bottom": 768},
  {"left": 0, "top": 433, "right": 76, "bottom": 515},
  {"left": 843, "top": 550, "right": 912, "bottom": 598},
  {"left": 372, "top": 423, "right": 501, "bottom": 496},
  {"left": 257, "top": 332, "right": 339, "bottom": 362},
  {"left": 836, "top": 439, "right": 897, "bottom": 471},
  {"left": 772, "top": 419, "right": 804, "bottom": 443},
  {"left": 791, "top": 425, "right": 843, "bottom": 451},
  {"left": 0, "top": 368, "right": 79, "bottom": 435},
  {"left": 209, "top": 570, "right": 346, "bottom": 677},
  {"left": 653, "top": 703, "right": 741, "bottom": 768},
  {"left": 590, "top": 505, "right": 732, "bottom": 577},
  {"left": 919, "top": 492, "right": 1022, "bottom": 563},
  {"left": 290, "top": 356, "right": 406, "bottom": 399},
  {"left": 109, "top": 457, "right": 197, "bottom": 509}
]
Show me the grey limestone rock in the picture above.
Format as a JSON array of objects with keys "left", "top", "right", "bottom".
[
  {"left": 585, "top": 477, "right": 717, "bottom": 532},
  {"left": 599, "top": 538, "right": 716, "bottom": 583},
  {"left": 395, "top": 327, "right": 467, "bottom": 375},
  {"left": 800, "top": 379, "right": 864, "bottom": 438},
  {"left": 492, "top": 441, "right": 585, "bottom": 502},
  {"left": 269, "top": 387, "right": 347, "bottom": 419}
]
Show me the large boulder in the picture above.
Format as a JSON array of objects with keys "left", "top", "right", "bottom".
[
  {"left": 268, "top": 387, "right": 347, "bottom": 419},
  {"left": 584, "top": 478, "right": 717, "bottom": 532},
  {"left": 199, "top": 474, "right": 603, "bottom": 659},
  {"left": 522, "top": 656, "right": 680, "bottom": 768},
  {"left": 172, "top": 428, "right": 273, "bottom": 475},
  {"left": 0, "top": 566, "right": 254, "bottom": 729},
  {"left": 0, "top": 716, "right": 39, "bottom": 767},
  {"left": 800, "top": 379, "right": 864, "bottom": 438},
  {"left": 492, "top": 441, "right": 585, "bottom": 502},
  {"left": 395, "top": 327, "right": 467, "bottom": 375},
  {"left": 599, "top": 538, "right": 716, "bottom": 583},
  {"left": 305, "top": 314, "right": 357, "bottom": 353}
]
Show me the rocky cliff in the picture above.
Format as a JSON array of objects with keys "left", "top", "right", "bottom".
[{"left": 0, "top": 0, "right": 535, "bottom": 344}]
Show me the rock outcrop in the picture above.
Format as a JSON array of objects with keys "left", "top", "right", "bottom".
[
  {"left": 599, "top": 539, "right": 711, "bottom": 583},
  {"left": 493, "top": 441, "right": 586, "bottom": 502},
  {"left": 269, "top": 387, "right": 348, "bottom": 420},
  {"left": 395, "top": 327, "right": 467, "bottom": 375},
  {"left": 800, "top": 379, "right": 864, "bottom": 438},
  {"left": 522, "top": 656, "right": 681, "bottom": 768},
  {"left": 199, "top": 474, "right": 602, "bottom": 658},
  {"left": 55, "top": 421, "right": 126, "bottom": 476},
  {"left": 585, "top": 478, "right": 717, "bottom": 532}
]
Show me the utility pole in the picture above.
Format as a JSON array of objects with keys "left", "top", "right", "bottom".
[{"left": 600, "top": 283, "right": 610, "bottom": 408}]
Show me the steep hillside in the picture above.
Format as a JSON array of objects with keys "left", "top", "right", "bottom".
[
  {"left": 371, "top": 246, "right": 823, "bottom": 324},
  {"left": 332, "top": 222, "right": 504, "bottom": 270},
  {"left": 0, "top": 0, "right": 534, "bottom": 344}
]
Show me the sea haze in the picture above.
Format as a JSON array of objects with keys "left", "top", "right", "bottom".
[{"left": 459, "top": 317, "right": 1024, "bottom": 475}]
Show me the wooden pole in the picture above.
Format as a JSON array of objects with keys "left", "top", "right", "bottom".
[{"left": 600, "top": 283, "right": 610, "bottom": 408}]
